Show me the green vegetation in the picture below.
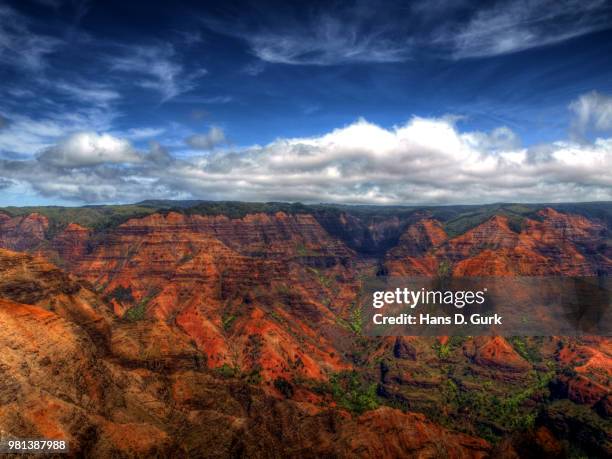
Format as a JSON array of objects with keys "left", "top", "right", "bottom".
[
  {"left": 437, "top": 260, "right": 452, "bottom": 278},
  {"left": 124, "top": 300, "right": 147, "bottom": 322},
  {"left": 3, "top": 200, "right": 611, "bottom": 246},
  {"left": 0, "top": 204, "right": 158, "bottom": 237},
  {"left": 296, "top": 243, "right": 319, "bottom": 257},
  {"left": 336, "top": 303, "right": 364, "bottom": 335},
  {"left": 245, "top": 368, "right": 262, "bottom": 385},
  {"left": 436, "top": 369, "right": 555, "bottom": 441},
  {"left": 432, "top": 336, "right": 465, "bottom": 359},
  {"left": 124, "top": 290, "right": 158, "bottom": 322},
  {"left": 329, "top": 371, "right": 380, "bottom": 414},
  {"left": 183, "top": 201, "right": 313, "bottom": 219},
  {"left": 308, "top": 267, "right": 334, "bottom": 288},
  {"left": 509, "top": 336, "right": 542, "bottom": 363},
  {"left": 216, "top": 363, "right": 238, "bottom": 378},
  {"left": 222, "top": 314, "right": 237, "bottom": 331},
  {"left": 434, "top": 342, "right": 452, "bottom": 359},
  {"left": 349, "top": 304, "right": 362, "bottom": 334},
  {"left": 441, "top": 204, "right": 536, "bottom": 237}
]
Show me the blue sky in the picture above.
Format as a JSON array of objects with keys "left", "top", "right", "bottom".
[{"left": 1, "top": 0, "right": 612, "bottom": 206}]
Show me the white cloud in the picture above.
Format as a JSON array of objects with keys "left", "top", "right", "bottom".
[
  {"left": 205, "top": 10, "right": 412, "bottom": 65},
  {"left": 442, "top": 0, "right": 611, "bottom": 58},
  {"left": 2, "top": 116, "right": 612, "bottom": 204},
  {"left": 570, "top": 91, "right": 612, "bottom": 136},
  {"left": 55, "top": 81, "right": 120, "bottom": 105},
  {"left": 204, "top": 1, "right": 612, "bottom": 65},
  {"left": 118, "top": 127, "right": 166, "bottom": 141},
  {"left": 109, "top": 44, "right": 207, "bottom": 101},
  {"left": 186, "top": 126, "right": 226, "bottom": 150},
  {"left": 37, "top": 132, "right": 141, "bottom": 167},
  {"left": 250, "top": 15, "right": 411, "bottom": 65},
  {"left": 0, "top": 108, "right": 118, "bottom": 155},
  {"left": 0, "top": 177, "right": 13, "bottom": 189},
  {"left": 0, "top": 6, "right": 62, "bottom": 70}
]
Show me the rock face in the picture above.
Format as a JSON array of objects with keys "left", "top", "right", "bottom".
[
  {"left": 0, "top": 212, "right": 48, "bottom": 252},
  {"left": 50, "top": 223, "right": 90, "bottom": 265},
  {"left": 0, "top": 203, "right": 610, "bottom": 457},
  {"left": 59, "top": 211, "right": 355, "bottom": 382},
  {"left": 384, "top": 210, "right": 610, "bottom": 277},
  {"left": 0, "top": 250, "right": 491, "bottom": 458},
  {"left": 464, "top": 337, "right": 531, "bottom": 373}
]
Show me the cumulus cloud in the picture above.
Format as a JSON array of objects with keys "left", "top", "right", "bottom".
[
  {"left": 37, "top": 132, "right": 141, "bottom": 167},
  {"left": 0, "top": 109, "right": 118, "bottom": 156},
  {"left": 570, "top": 91, "right": 612, "bottom": 137},
  {"left": 186, "top": 126, "right": 226, "bottom": 150},
  {"left": 1, "top": 116, "right": 612, "bottom": 204}
]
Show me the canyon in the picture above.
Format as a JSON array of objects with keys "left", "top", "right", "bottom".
[{"left": 0, "top": 201, "right": 610, "bottom": 458}]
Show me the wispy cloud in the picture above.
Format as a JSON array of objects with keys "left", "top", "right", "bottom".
[
  {"left": 570, "top": 91, "right": 612, "bottom": 138},
  {"left": 175, "top": 95, "right": 234, "bottom": 104},
  {"left": 117, "top": 127, "right": 166, "bottom": 141},
  {"left": 242, "top": 61, "right": 266, "bottom": 76},
  {"left": 204, "top": 0, "right": 612, "bottom": 65},
  {"left": 0, "top": 5, "right": 63, "bottom": 70},
  {"left": 203, "top": 6, "right": 412, "bottom": 65},
  {"left": 55, "top": 81, "right": 120, "bottom": 106},
  {"left": 248, "top": 15, "right": 412, "bottom": 65},
  {"left": 109, "top": 43, "right": 207, "bottom": 101},
  {"left": 440, "top": 0, "right": 612, "bottom": 58}
]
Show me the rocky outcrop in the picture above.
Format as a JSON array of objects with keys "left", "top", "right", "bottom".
[
  {"left": 50, "top": 223, "right": 91, "bottom": 265},
  {"left": 0, "top": 204, "right": 610, "bottom": 457},
  {"left": 386, "top": 218, "right": 447, "bottom": 275},
  {"left": 0, "top": 212, "right": 48, "bottom": 252},
  {"left": 0, "top": 212, "right": 357, "bottom": 384},
  {"left": 464, "top": 337, "right": 531, "bottom": 374},
  {"left": 0, "top": 261, "right": 491, "bottom": 458},
  {"left": 385, "top": 210, "right": 610, "bottom": 276}
]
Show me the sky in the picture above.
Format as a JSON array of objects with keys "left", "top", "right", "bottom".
[{"left": 1, "top": 0, "right": 612, "bottom": 206}]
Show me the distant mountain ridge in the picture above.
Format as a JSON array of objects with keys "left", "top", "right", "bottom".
[{"left": 1, "top": 200, "right": 611, "bottom": 256}]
